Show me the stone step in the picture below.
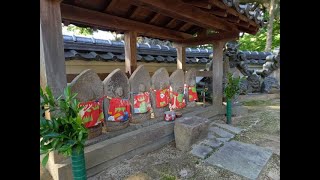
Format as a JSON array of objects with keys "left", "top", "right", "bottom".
[
  {"left": 207, "top": 132, "right": 216, "bottom": 139},
  {"left": 191, "top": 144, "right": 214, "bottom": 159},
  {"left": 209, "top": 127, "right": 235, "bottom": 139},
  {"left": 216, "top": 137, "right": 231, "bottom": 143},
  {"left": 211, "top": 122, "right": 243, "bottom": 134},
  {"left": 205, "top": 141, "right": 273, "bottom": 180},
  {"left": 201, "top": 139, "right": 222, "bottom": 148}
]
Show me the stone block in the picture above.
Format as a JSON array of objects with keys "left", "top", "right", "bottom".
[{"left": 174, "top": 116, "right": 209, "bottom": 152}]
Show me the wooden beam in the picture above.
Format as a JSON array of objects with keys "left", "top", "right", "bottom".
[
  {"left": 191, "top": 0, "right": 250, "bottom": 25},
  {"left": 131, "top": 0, "right": 238, "bottom": 32},
  {"left": 65, "top": 60, "right": 205, "bottom": 75},
  {"left": 208, "top": 7, "right": 228, "bottom": 17},
  {"left": 208, "top": 0, "right": 257, "bottom": 27},
  {"left": 226, "top": 15, "right": 240, "bottom": 23},
  {"left": 208, "top": 0, "right": 226, "bottom": 10},
  {"left": 182, "top": 0, "right": 212, "bottom": 9},
  {"left": 124, "top": 31, "right": 137, "bottom": 75},
  {"left": 175, "top": 45, "right": 186, "bottom": 72},
  {"left": 61, "top": 4, "right": 193, "bottom": 41},
  {"left": 175, "top": 32, "right": 239, "bottom": 46},
  {"left": 196, "top": 71, "right": 212, "bottom": 77}
]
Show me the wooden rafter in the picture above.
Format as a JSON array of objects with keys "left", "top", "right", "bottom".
[
  {"left": 61, "top": 4, "right": 193, "bottom": 41},
  {"left": 175, "top": 31, "right": 239, "bottom": 46},
  {"left": 131, "top": 0, "right": 238, "bottom": 32},
  {"left": 148, "top": 13, "right": 161, "bottom": 24},
  {"left": 128, "top": 6, "right": 140, "bottom": 19},
  {"left": 178, "top": 22, "right": 193, "bottom": 32}
]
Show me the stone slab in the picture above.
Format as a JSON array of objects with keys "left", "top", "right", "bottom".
[
  {"left": 191, "top": 144, "right": 213, "bottom": 159},
  {"left": 211, "top": 122, "right": 243, "bottom": 134},
  {"left": 202, "top": 139, "right": 222, "bottom": 148},
  {"left": 209, "top": 127, "right": 235, "bottom": 138},
  {"left": 216, "top": 138, "right": 231, "bottom": 143},
  {"left": 207, "top": 133, "right": 216, "bottom": 139},
  {"left": 206, "top": 141, "right": 273, "bottom": 180},
  {"left": 232, "top": 105, "right": 249, "bottom": 116}
]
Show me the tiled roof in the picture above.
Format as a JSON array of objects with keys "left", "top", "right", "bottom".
[{"left": 63, "top": 35, "right": 272, "bottom": 65}]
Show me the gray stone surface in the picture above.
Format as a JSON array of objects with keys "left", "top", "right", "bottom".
[
  {"left": 69, "top": 69, "right": 103, "bottom": 102},
  {"left": 232, "top": 105, "right": 249, "bottom": 116},
  {"left": 207, "top": 133, "right": 216, "bottom": 139},
  {"left": 185, "top": 68, "right": 197, "bottom": 107},
  {"left": 129, "top": 65, "right": 152, "bottom": 123},
  {"left": 191, "top": 144, "right": 213, "bottom": 159},
  {"left": 174, "top": 116, "right": 209, "bottom": 152},
  {"left": 261, "top": 76, "right": 280, "bottom": 94},
  {"left": 169, "top": 69, "right": 185, "bottom": 110},
  {"left": 209, "top": 127, "right": 235, "bottom": 138},
  {"left": 206, "top": 141, "right": 273, "bottom": 180},
  {"left": 170, "top": 69, "right": 185, "bottom": 93},
  {"left": 202, "top": 139, "right": 222, "bottom": 148},
  {"left": 211, "top": 122, "right": 243, "bottom": 134},
  {"left": 216, "top": 137, "right": 231, "bottom": 143},
  {"left": 102, "top": 69, "right": 129, "bottom": 119},
  {"left": 151, "top": 68, "right": 170, "bottom": 118}
]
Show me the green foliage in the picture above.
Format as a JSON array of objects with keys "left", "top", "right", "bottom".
[
  {"left": 224, "top": 73, "right": 242, "bottom": 100},
  {"left": 40, "top": 86, "right": 90, "bottom": 167},
  {"left": 66, "top": 25, "right": 94, "bottom": 36},
  {"left": 239, "top": 18, "right": 280, "bottom": 52}
]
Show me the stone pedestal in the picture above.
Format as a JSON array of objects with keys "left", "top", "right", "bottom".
[{"left": 174, "top": 116, "right": 209, "bottom": 152}]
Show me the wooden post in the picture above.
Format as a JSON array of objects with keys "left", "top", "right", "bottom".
[
  {"left": 40, "top": 0, "right": 67, "bottom": 164},
  {"left": 175, "top": 45, "right": 186, "bottom": 71},
  {"left": 124, "top": 31, "right": 137, "bottom": 75},
  {"left": 211, "top": 41, "right": 226, "bottom": 115},
  {"left": 40, "top": 0, "right": 67, "bottom": 96}
]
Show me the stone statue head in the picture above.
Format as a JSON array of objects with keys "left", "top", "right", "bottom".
[
  {"left": 160, "top": 82, "right": 168, "bottom": 89},
  {"left": 190, "top": 79, "right": 196, "bottom": 86},
  {"left": 225, "top": 41, "right": 240, "bottom": 57},
  {"left": 115, "top": 87, "right": 123, "bottom": 97},
  {"left": 138, "top": 83, "right": 146, "bottom": 93}
]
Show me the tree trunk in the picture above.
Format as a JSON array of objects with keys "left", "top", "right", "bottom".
[{"left": 265, "top": 0, "right": 276, "bottom": 51}]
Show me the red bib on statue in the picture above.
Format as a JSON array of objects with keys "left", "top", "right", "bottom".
[
  {"left": 107, "top": 98, "right": 131, "bottom": 122},
  {"left": 170, "top": 91, "right": 186, "bottom": 109},
  {"left": 133, "top": 92, "right": 151, "bottom": 114},
  {"left": 188, "top": 86, "right": 198, "bottom": 102},
  {"left": 79, "top": 101, "right": 104, "bottom": 128},
  {"left": 155, "top": 89, "right": 170, "bottom": 108}
]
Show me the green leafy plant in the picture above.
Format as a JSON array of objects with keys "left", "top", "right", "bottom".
[
  {"left": 224, "top": 73, "right": 242, "bottom": 124},
  {"left": 40, "top": 86, "right": 91, "bottom": 167},
  {"left": 224, "top": 73, "right": 241, "bottom": 100}
]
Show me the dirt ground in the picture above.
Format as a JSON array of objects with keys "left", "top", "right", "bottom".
[
  {"left": 41, "top": 97, "right": 280, "bottom": 180},
  {"left": 89, "top": 98, "right": 280, "bottom": 180}
]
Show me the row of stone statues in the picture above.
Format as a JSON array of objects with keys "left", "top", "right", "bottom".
[{"left": 69, "top": 65, "right": 199, "bottom": 132}]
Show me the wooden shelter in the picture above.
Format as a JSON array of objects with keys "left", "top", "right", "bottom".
[
  {"left": 41, "top": 0, "right": 264, "bottom": 102},
  {"left": 40, "top": 1, "right": 264, "bottom": 178}
]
